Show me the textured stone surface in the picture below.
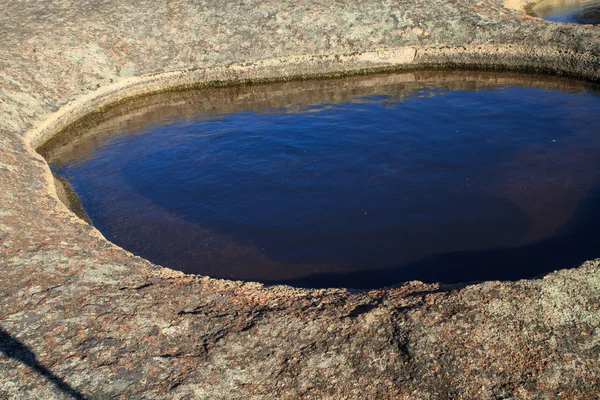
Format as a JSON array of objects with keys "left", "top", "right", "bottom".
[{"left": 1, "top": 0, "right": 600, "bottom": 399}]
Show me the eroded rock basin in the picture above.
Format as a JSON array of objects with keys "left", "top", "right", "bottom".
[
  {"left": 42, "top": 71, "right": 600, "bottom": 289},
  {"left": 3, "top": 0, "right": 600, "bottom": 397}
]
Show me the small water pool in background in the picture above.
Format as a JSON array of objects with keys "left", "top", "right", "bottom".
[
  {"left": 531, "top": 0, "right": 600, "bottom": 23},
  {"left": 43, "top": 71, "right": 600, "bottom": 289}
]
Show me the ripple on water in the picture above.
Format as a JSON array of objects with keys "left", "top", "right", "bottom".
[{"left": 43, "top": 72, "right": 600, "bottom": 289}]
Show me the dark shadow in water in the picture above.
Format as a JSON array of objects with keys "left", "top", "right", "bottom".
[
  {"left": 263, "top": 181, "right": 600, "bottom": 289},
  {"left": 0, "top": 327, "right": 87, "bottom": 400},
  {"left": 573, "top": 8, "right": 600, "bottom": 24}
]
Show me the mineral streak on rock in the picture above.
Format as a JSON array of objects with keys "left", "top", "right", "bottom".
[{"left": 0, "top": 0, "right": 599, "bottom": 399}]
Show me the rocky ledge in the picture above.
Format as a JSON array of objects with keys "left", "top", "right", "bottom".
[{"left": 1, "top": 0, "right": 599, "bottom": 398}]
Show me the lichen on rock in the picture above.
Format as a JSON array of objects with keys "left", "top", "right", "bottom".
[{"left": 1, "top": 0, "right": 600, "bottom": 398}]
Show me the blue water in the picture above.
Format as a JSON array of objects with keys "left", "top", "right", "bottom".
[
  {"left": 532, "top": 0, "right": 600, "bottom": 24},
  {"left": 49, "top": 76, "right": 600, "bottom": 288}
]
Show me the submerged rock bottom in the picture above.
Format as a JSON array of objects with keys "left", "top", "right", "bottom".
[{"left": 45, "top": 71, "right": 600, "bottom": 289}]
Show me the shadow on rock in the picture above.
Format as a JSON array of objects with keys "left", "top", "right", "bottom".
[{"left": 0, "top": 327, "right": 87, "bottom": 400}]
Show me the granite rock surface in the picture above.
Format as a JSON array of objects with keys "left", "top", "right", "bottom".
[{"left": 1, "top": 0, "right": 600, "bottom": 398}]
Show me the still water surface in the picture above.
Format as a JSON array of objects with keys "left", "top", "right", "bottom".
[
  {"left": 45, "top": 72, "right": 600, "bottom": 288},
  {"left": 532, "top": 0, "right": 600, "bottom": 23}
]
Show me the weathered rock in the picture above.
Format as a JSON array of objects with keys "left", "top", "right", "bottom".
[{"left": 0, "top": 0, "right": 599, "bottom": 398}]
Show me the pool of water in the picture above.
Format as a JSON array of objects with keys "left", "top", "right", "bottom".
[
  {"left": 531, "top": 0, "right": 600, "bottom": 23},
  {"left": 43, "top": 71, "right": 600, "bottom": 289}
]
